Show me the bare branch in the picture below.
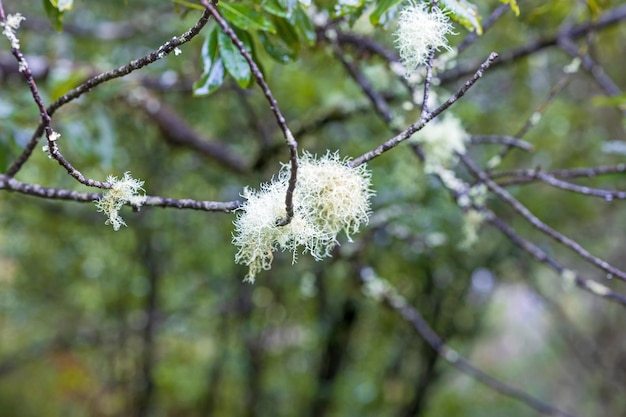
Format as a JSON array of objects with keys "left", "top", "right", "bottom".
[
  {"left": 459, "top": 153, "right": 626, "bottom": 282},
  {"left": 202, "top": 0, "right": 299, "bottom": 227},
  {"left": 440, "top": 4, "right": 626, "bottom": 84},
  {"left": 359, "top": 267, "right": 579, "bottom": 417},
  {"left": 456, "top": 3, "right": 513, "bottom": 54},
  {"left": 6, "top": 9, "right": 212, "bottom": 177},
  {"left": 332, "top": 44, "right": 395, "bottom": 125},
  {"left": 485, "top": 211, "right": 626, "bottom": 306},
  {"left": 469, "top": 135, "right": 534, "bottom": 152},
  {"left": 490, "top": 164, "right": 626, "bottom": 182},
  {"left": 351, "top": 52, "right": 498, "bottom": 167},
  {"left": 0, "top": 175, "right": 240, "bottom": 212}
]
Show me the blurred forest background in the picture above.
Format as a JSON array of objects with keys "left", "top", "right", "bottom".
[{"left": 1, "top": 0, "right": 626, "bottom": 416}]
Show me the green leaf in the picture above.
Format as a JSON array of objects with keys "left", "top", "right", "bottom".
[
  {"left": 218, "top": 30, "right": 253, "bottom": 89},
  {"left": 258, "top": 16, "right": 300, "bottom": 63},
  {"left": 42, "top": 0, "right": 65, "bottom": 31},
  {"left": 293, "top": 5, "right": 316, "bottom": 47},
  {"left": 262, "top": 0, "right": 290, "bottom": 18},
  {"left": 193, "top": 29, "right": 225, "bottom": 96},
  {"left": 370, "top": 0, "right": 403, "bottom": 26},
  {"left": 440, "top": 0, "right": 483, "bottom": 35},
  {"left": 500, "top": 0, "right": 520, "bottom": 16},
  {"left": 592, "top": 94, "right": 626, "bottom": 110},
  {"left": 331, "top": 0, "right": 367, "bottom": 22},
  {"left": 220, "top": 3, "right": 276, "bottom": 33}
]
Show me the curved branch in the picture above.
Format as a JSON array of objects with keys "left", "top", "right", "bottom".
[
  {"left": 6, "top": 9, "right": 212, "bottom": 177},
  {"left": 359, "top": 268, "right": 578, "bottom": 417}
]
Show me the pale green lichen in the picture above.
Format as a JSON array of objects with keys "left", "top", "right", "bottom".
[
  {"left": 95, "top": 172, "right": 146, "bottom": 231},
  {"left": 232, "top": 151, "right": 373, "bottom": 283},
  {"left": 394, "top": 2, "right": 454, "bottom": 76}
]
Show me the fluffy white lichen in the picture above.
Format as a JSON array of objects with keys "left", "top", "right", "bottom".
[
  {"left": 233, "top": 151, "right": 373, "bottom": 283},
  {"left": 394, "top": 2, "right": 454, "bottom": 76},
  {"left": 1, "top": 13, "right": 25, "bottom": 50},
  {"left": 95, "top": 172, "right": 146, "bottom": 231}
]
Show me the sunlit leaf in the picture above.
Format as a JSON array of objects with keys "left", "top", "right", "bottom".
[
  {"left": 440, "top": 0, "right": 483, "bottom": 35},
  {"left": 332, "top": 0, "right": 367, "bottom": 22},
  {"left": 592, "top": 94, "right": 626, "bottom": 110},
  {"left": 370, "top": 0, "right": 403, "bottom": 26},
  {"left": 262, "top": 0, "right": 290, "bottom": 18},
  {"left": 218, "top": 30, "right": 254, "bottom": 89},
  {"left": 500, "top": 0, "right": 520, "bottom": 16},
  {"left": 42, "top": 0, "right": 65, "bottom": 31},
  {"left": 220, "top": 2, "right": 276, "bottom": 33},
  {"left": 193, "top": 28, "right": 225, "bottom": 96}
]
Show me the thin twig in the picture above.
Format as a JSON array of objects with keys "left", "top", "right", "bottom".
[
  {"left": 0, "top": 175, "right": 240, "bottom": 212},
  {"left": 350, "top": 52, "right": 498, "bottom": 167},
  {"left": 202, "top": 0, "right": 298, "bottom": 227},
  {"left": 497, "top": 170, "right": 626, "bottom": 200},
  {"left": 469, "top": 135, "right": 534, "bottom": 151},
  {"left": 332, "top": 45, "right": 395, "bottom": 125},
  {"left": 359, "top": 268, "right": 579, "bottom": 417},
  {"left": 439, "top": 4, "right": 626, "bottom": 84},
  {"left": 459, "top": 153, "right": 626, "bottom": 282},
  {"left": 456, "top": 3, "right": 513, "bottom": 54},
  {"left": 485, "top": 211, "right": 626, "bottom": 306},
  {"left": 420, "top": 48, "right": 436, "bottom": 119},
  {"left": 558, "top": 36, "right": 626, "bottom": 118},
  {"left": 490, "top": 164, "right": 626, "bottom": 181},
  {"left": 6, "top": 9, "right": 211, "bottom": 177},
  {"left": 0, "top": 5, "right": 109, "bottom": 188}
]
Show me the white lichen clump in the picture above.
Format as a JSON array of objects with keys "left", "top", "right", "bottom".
[
  {"left": 394, "top": 2, "right": 454, "bottom": 76},
  {"left": 1, "top": 13, "right": 25, "bottom": 50},
  {"left": 95, "top": 172, "right": 146, "bottom": 231},
  {"left": 233, "top": 152, "right": 373, "bottom": 283}
]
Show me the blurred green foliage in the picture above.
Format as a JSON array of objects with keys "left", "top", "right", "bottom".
[{"left": 1, "top": 0, "right": 625, "bottom": 416}]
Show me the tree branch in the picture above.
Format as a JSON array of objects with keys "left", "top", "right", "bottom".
[
  {"left": 6, "top": 8, "right": 211, "bottom": 177},
  {"left": 359, "top": 267, "right": 578, "bottom": 417},
  {"left": 0, "top": 175, "right": 240, "bottom": 212},
  {"left": 202, "top": 0, "right": 299, "bottom": 227},
  {"left": 459, "top": 153, "right": 626, "bottom": 282},
  {"left": 351, "top": 52, "right": 498, "bottom": 167}
]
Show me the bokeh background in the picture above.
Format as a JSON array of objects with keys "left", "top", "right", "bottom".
[{"left": 1, "top": 1, "right": 625, "bottom": 416}]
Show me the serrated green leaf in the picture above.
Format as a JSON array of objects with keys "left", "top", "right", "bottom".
[
  {"left": 370, "top": 0, "right": 403, "bottom": 26},
  {"left": 258, "top": 16, "right": 300, "bottom": 63},
  {"left": 293, "top": 5, "right": 316, "bottom": 46},
  {"left": 42, "top": 0, "right": 65, "bottom": 31},
  {"left": 440, "top": 0, "right": 483, "bottom": 35},
  {"left": 220, "top": 3, "right": 276, "bottom": 33},
  {"left": 218, "top": 30, "right": 253, "bottom": 89},
  {"left": 193, "top": 29, "right": 225, "bottom": 96}
]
